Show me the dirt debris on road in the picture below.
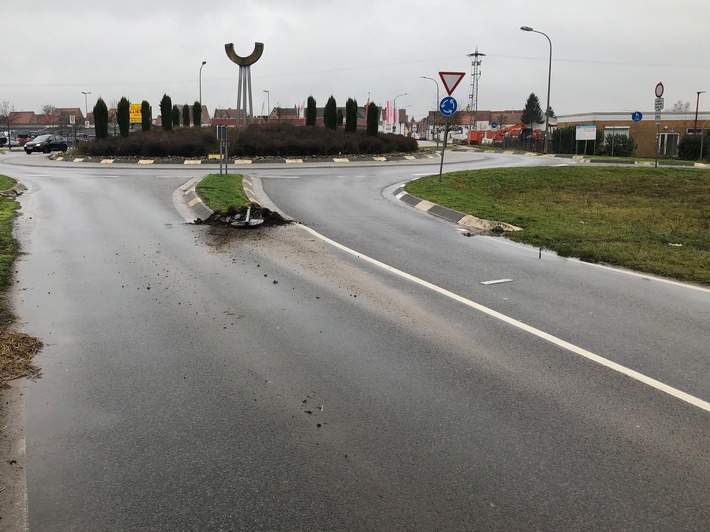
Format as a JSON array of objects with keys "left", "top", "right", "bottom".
[
  {"left": 0, "top": 330, "right": 43, "bottom": 389},
  {"left": 195, "top": 202, "right": 291, "bottom": 227}
]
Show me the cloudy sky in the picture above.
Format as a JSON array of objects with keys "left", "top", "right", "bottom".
[{"left": 2, "top": 0, "right": 708, "bottom": 121}]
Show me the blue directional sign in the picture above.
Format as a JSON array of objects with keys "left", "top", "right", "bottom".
[
  {"left": 439, "top": 96, "right": 458, "bottom": 117},
  {"left": 632, "top": 111, "right": 643, "bottom": 122},
  {"left": 491, "top": 121, "right": 498, "bottom": 129}
]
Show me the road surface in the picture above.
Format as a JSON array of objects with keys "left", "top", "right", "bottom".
[{"left": 1, "top": 151, "right": 708, "bottom": 531}]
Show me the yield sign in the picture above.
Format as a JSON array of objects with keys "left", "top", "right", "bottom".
[{"left": 439, "top": 71, "right": 466, "bottom": 96}]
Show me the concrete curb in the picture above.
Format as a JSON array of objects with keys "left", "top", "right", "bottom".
[
  {"left": 52, "top": 152, "right": 439, "bottom": 165},
  {"left": 392, "top": 185, "right": 522, "bottom": 233},
  {"left": 180, "top": 183, "right": 213, "bottom": 222}
]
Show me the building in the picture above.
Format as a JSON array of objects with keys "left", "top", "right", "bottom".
[
  {"left": 4, "top": 108, "right": 86, "bottom": 135},
  {"left": 556, "top": 111, "right": 709, "bottom": 158}
]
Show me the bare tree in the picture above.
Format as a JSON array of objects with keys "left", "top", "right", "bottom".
[
  {"left": 42, "top": 104, "right": 56, "bottom": 130},
  {"left": 109, "top": 99, "right": 119, "bottom": 136},
  {"left": 672, "top": 101, "right": 690, "bottom": 112},
  {"left": 0, "top": 101, "right": 19, "bottom": 149}
]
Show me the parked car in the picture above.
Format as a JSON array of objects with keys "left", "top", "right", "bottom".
[
  {"left": 0, "top": 136, "right": 20, "bottom": 147},
  {"left": 16, "top": 133, "right": 31, "bottom": 146},
  {"left": 24, "top": 134, "right": 68, "bottom": 154}
]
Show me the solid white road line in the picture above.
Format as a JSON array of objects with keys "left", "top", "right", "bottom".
[{"left": 298, "top": 224, "right": 710, "bottom": 414}]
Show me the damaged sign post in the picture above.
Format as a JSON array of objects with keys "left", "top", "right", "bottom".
[
  {"left": 217, "top": 125, "right": 228, "bottom": 175},
  {"left": 230, "top": 205, "right": 264, "bottom": 228}
]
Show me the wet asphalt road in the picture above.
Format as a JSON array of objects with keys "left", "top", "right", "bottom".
[{"left": 2, "top": 152, "right": 709, "bottom": 531}]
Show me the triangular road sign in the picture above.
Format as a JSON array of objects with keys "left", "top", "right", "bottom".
[{"left": 439, "top": 71, "right": 466, "bottom": 96}]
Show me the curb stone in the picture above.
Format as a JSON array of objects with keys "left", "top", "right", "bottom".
[{"left": 393, "top": 185, "right": 522, "bottom": 233}]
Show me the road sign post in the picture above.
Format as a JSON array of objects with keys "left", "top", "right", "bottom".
[
  {"left": 436, "top": 71, "right": 466, "bottom": 182},
  {"left": 439, "top": 72, "right": 466, "bottom": 96},
  {"left": 631, "top": 112, "right": 642, "bottom": 157},
  {"left": 655, "top": 82, "right": 664, "bottom": 167},
  {"left": 437, "top": 96, "right": 458, "bottom": 182}
]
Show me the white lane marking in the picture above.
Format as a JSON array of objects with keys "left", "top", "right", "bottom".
[
  {"left": 298, "top": 224, "right": 710, "bottom": 413},
  {"left": 256, "top": 175, "right": 300, "bottom": 179},
  {"left": 477, "top": 236, "right": 710, "bottom": 294},
  {"left": 480, "top": 279, "right": 513, "bottom": 285}
]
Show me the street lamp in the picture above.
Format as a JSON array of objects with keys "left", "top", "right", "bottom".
[
  {"left": 696, "top": 91, "right": 705, "bottom": 160},
  {"left": 420, "top": 76, "right": 439, "bottom": 146},
  {"left": 466, "top": 48, "right": 485, "bottom": 139},
  {"left": 199, "top": 60, "right": 206, "bottom": 105},
  {"left": 393, "top": 92, "right": 407, "bottom": 134},
  {"left": 263, "top": 89, "right": 270, "bottom": 122},
  {"left": 81, "top": 91, "right": 91, "bottom": 126},
  {"left": 521, "top": 26, "right": 552, "bottom": 153}
]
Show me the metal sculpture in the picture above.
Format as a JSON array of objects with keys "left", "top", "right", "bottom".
[{"left": 225, "top": 42, "right": 264, "bottom": 126}]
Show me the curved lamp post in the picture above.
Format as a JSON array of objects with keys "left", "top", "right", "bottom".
[
  {"left": 420, "top": 76, "right": 440, "bottom": 146},
  {"left": 521, "top": 26, "right": 552, "bottom": 153},
  {"left": 393, "top": 92, "right": 407, "bottom": 134},
  {"left": 199, "top": 60, "right": 207, "bottom": 105}
]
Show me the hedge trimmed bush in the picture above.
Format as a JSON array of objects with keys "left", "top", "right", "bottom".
[
  {"left": 74, "top": 128, "right": 218, "bottom": 158},
  {"left": 227, "top": 123, "right": 417, "bottom": 157},
  {"left": 73, "top": 123, "right": 417, "bottom": 158}
]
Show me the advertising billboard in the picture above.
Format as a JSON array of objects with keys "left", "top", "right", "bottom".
[
  {"left": 575, "top": 125, "right": 597, "bottom": 141},
  {"left": 129, "top": 103, "right": 142, "bottom": 124}
]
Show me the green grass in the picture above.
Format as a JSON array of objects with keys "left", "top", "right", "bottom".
[
  {"left": 404, "top": 166, "right": 710, "bottom": 285},
  {"left": 195, "top": 174, "right": 249, "bottom": 212},
  {"left": 0, "top": 175, "right": 20, "bottom": 325}
]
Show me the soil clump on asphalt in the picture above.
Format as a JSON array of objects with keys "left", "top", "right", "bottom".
[{"left": 195, "top": 202, "right": 290, "bottom": 227}]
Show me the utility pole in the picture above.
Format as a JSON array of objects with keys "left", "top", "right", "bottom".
[{"left": 466, "top": 48, "right": 485, "bottom": 144}]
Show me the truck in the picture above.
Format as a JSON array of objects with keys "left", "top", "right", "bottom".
[{"left": 469, "top": 124, "right": 543, "bottom": 146}]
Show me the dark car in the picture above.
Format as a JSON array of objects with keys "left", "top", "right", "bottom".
[{"left": 24, "top": 134, "right": 68, "bottom": 154}]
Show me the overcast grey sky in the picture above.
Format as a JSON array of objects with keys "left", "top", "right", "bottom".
[{"left": 2, "top": 0, "right": 708, "bottom": 120}]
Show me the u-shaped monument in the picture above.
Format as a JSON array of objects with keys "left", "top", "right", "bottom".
[{"left": 225, "top": 42, "right": 264, "bottom": 126}]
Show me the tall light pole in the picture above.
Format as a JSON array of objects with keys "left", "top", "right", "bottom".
[
  {"left": 263, "top": 90, "right": 270, "bottom": 121},
  {"left": 521, "top": 26, "right": 552, "bottom": 153},
  {"left": 393, "top": 92, "right": 407, "bottom": 134},
  {"left": 199, "top": 60, "right": 206, "bottom": 107},
  {"left": 696, "top": 91, "right": 705, "bottom": 160},
  {"left": 466, "top": 48, "right": 485, "bottom": 142},
  {"left": 81, "top": 91, "right": 91, "bottom": 127},
  {"left": 420, "top": 76, "right": 439, "bottom": 146}
]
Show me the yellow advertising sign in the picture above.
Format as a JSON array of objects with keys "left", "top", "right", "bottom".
[{"left": 129, "top": 103, "right": 142, "bottom": 124}]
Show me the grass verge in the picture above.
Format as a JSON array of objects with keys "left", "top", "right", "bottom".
[
  {"left": 0, "top": 174, "right": 42, "bottom": 388},
  {"left": 404, "top": 166, "right": 710, "bottom": 285},
  {"left": 196, "top": 174, "right": 249, "bottom": 212}
]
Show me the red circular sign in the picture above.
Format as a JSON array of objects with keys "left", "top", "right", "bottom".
[{"left": 655, "top": 82, "right": 664, "bottom": 98}]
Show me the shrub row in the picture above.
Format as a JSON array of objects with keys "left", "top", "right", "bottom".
[
  {"left": 228, "top": 124, "right": 417, "bottom": 157},
  {"left": 73, "top": 124, "right": 417, "bottom": 158},
  {"left": 74, "top": 128, "right": 217, "bottom": 158}
]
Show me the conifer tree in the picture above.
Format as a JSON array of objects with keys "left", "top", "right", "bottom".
[
  {"left": 324, "top": 96, "right": 337, "bottom": 129},
  {"left": 192, "top": 102, "right": 202, "bottom": 128},
  {"left": 141, "top": 100, "right": 151, "bottom": 132},
  {"left": 172, "top": 105, "right": 180, "bottom": 127},
  {"left": 306, "top": 96, "right": 317, "bottom": 126},
  {"left": 366, "top": 102, "right": 379, "bottom": 136},
  {"left": 94, "top": 97, "right": 109, "bottom": 139},
  {"left": 117, "top": 97, "right": 130, "bottom": 137},
  {"left": 160, "top": 94, "right": 172, "bottom": 132},
  {"left": 345, "top": 98, "right": 358, "bottom": 133}
]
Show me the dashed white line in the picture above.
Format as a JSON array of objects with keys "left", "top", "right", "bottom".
[{"left": 298, "top": 223, "right": 710, "bottom": 414}]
